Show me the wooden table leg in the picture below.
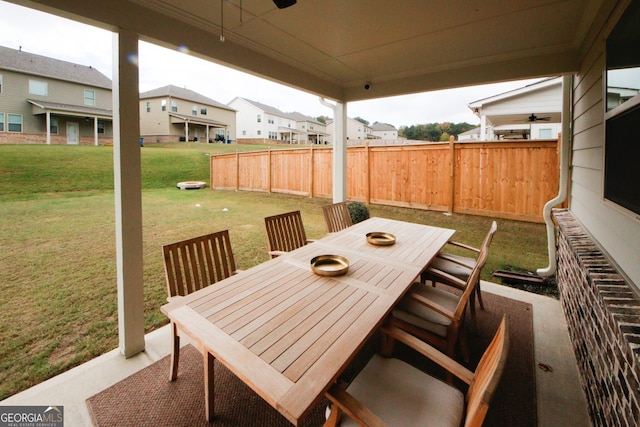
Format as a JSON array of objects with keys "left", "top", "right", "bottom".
[{"left": 204, "top": 352, "right": 215, "bottom": 422}]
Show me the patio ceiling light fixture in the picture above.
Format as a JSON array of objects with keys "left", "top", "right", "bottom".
[{"left": 273, "top": 0, "right": 296, "bottom": 9}]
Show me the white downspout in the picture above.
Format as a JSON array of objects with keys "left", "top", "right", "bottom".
[{"left": 537, "top": 74, "right": 572, "bottom": 277}]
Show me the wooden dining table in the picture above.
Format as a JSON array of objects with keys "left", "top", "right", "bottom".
[{"left": 161, "top": 217, "right": 455, "bottom": 426}]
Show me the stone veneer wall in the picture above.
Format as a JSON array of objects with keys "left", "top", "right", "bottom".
[{"left": 554, "top": 209, "right": 640, "bottom": 426}]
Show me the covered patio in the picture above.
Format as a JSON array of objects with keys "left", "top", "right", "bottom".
[
  {"left": 3, "top": 281, "right": 589, "bottom": 426},
  {"left": 2, "top": 0, "right": 639, "bottom": 425}
]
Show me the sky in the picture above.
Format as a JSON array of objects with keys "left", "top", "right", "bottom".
[{"left": 0, "top": 1, "right": 544, "bottom": 129}]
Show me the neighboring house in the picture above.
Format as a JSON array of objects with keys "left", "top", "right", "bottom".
[
  {"left": 0, "top": 45, "right": 113, "bottom": 145},
  {"left": 286, "top": 112, "right": 329, "bottom": 144},
  {"left": 228, "top": 97, "right": 296, "bottom": 143},
  {"left": 139, "top": 85, "right": 236, "bottom": 143},
  {"left": 370, "top": 122, "right": 398, "bottom": 140},
  {"left": 468, "top": 77, "right": 562, "bottom": 141},
  {"left": 457, "top": 126, "right": 481, "bottom": 141},
  {"left": 325, "top": 117, "right": 374, "bottom": 143}
]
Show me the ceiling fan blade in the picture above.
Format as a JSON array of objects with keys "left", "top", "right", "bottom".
[{"left": 273, "top": 0, "right": 297, "bottom": 8}]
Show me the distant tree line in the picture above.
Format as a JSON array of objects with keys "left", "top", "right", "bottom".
[
  {"left": 314, "top": 116, "right": 477, "bottom": 142},
  {"left": 400, "top": 122, "right": 476, "bottom": 142}
]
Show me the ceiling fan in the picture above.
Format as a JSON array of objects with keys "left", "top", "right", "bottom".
[
  {"left": 525, "top": 113, "right": 551, "bottom": 122},
  {"left": 273, "top": 0, "right": 297, "bottom": 8}
]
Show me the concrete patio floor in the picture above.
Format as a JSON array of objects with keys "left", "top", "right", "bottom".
[{"left": 1, "top": 281, "right": 590, "bottom": 426}]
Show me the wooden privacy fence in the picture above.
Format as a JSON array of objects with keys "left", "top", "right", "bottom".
[{"left": 210, "top": 138, "right": 561, "bottom": 222}]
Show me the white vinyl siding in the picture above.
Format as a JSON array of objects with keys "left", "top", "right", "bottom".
[{"left": 570, "top": 3, "right": 640, "bottom": 288}]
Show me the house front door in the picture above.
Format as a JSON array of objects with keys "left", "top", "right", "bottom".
[{"left": 67, "top": 122, "right": 79, "bottom": 145}]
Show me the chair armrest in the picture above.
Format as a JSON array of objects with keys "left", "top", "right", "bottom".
[
  {"left": 381, "top": 325, "right": 474, "bottom": 385},
  {"left": 423, "top": 267, "right": 467, "bottom": 288},
  {"left": 446, "top": 240, "right": 480, "bottom": 253},
  {"left": 407, "top": 290, "right": 455, "bottom": 319},
  {"left": 325, "top": 383, "right": 387, "bottom": 427},
  {"left": 436, "top": 253, "right": 475, "bottom": 270}
]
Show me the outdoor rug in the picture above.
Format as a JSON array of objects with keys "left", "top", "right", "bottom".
[{"left": 86, "top": 291, "right": 534, "bottom": 426}]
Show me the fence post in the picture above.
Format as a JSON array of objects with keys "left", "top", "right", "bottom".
[
  {"left": 309, "top": 145, "right": 314, "bottom": 198},
  {"left": 448, "top": 135, "right": 455, "bottom": 214},
  {"left": 366, "top": 141, "right": 371, "bottom": 204},
  {"left": 268, "top": 148, "right": 272, "bottom": 193},
  {"left": 235, "top": 151, "right": 240, "bottom": 191}
]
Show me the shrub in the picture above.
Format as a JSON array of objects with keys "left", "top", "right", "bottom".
[{"left": 348, "top": 201, "right": 370, "bottom": 224}]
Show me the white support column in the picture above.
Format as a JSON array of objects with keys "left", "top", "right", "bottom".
[
  {"left": 185, "top": 122, "right": 189, "bottom": 142},
  {"left": 45, "top": 111, "right": 51, "bottom": 145},
  {"left": 112, "top": 29, "right": 145, "bottom": 358},
  {"left": 333, "top": 101, "right": 347, "bottom": 202},
  {"left": 94, "top": 117, "right": 99, "bottom": 146},
  {"left": 480, "top": 114, "right": 488, "bottom": 141}
]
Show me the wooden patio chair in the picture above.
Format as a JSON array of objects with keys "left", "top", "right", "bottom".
[
  {"left": 162, "top": 229, "right": 238, "bottom": 380},
  {"left": 322, "top": 201, "right": 353, "bottom": 233},
  {"left": 264, "top": 210, "right": 313, "bottom": 258},
  {"left": 384, "top": 236, "right": 490, "bottom": 362},
  {"left": 325, "top": 316, "right": 509, "bottom": 427},
  {"left": 422, "top": 221, "right": 498, "bottom": 326}
]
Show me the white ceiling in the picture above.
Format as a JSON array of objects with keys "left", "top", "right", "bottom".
[{"left": 10, "top": 0, "right": 611, "bottom": 102}]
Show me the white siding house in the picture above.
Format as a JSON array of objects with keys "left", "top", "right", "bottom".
[
  {"left": 228, "top": 97, "right": 304, "bottom": 143},
  {"left": 469, "top": 77, "right": 562, "bottom": 140},
  {"left": 325, "top": 117, "right": 373, "bottom": 143},
  {"left": 370, "top": 122, "right": 398, "bottom": 140}
]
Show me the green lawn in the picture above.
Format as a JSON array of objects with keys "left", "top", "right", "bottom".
[{"left": 0, "top": 142, "right": 551, "bottom": 400}]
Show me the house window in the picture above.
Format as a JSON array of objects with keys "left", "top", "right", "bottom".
[
  {"left": 84, "top": 89, "right": 95, "bottom": 106},
  {"left": 201, "top": 107, "right": 207, "bottom": 115},
  {"left": 97, "top": 121, "right": 105, "bottom": 134},
  {"left": 8, "top": 114, "right": 22, "bottom": 132},
  {"left": 161, "top": 100, "right": 167, "bottom": 111},
  {"left": 146, "top": 101, "right": 151, "bottom": 112},
  {"left": 171, "top": 101, "right": 178, "bottom": 113},
  {"left": 29, "top": 80, "right": 47, "bottom": 96},
  {"left": 242, "top": 130, "right": 246, "bottom": 136},
  {"left": 0, "top": 74, "right": 3, "bottom": 94},
  {"left": 539, "top": 128, "right": 552, "bottom": 139},
  {"left": 192, "top": 105, "right": 197, "bottom": 116},
  {"left": 257, "top": 130, "right": 261, "bottom": 136},
  {"left": 604, "top": 0, "right": 640, "bottom": 216},
  {"left": 0, "top": 113, "right": 4, "bottom": 131},
  {"left": 268, "top": 118, "right": 274, "bottom": 124},
  {"left": 50, "top": 117, "right": 58, "bottom": 134},
  {"left": 257, "top": 114, "right": 261, "bottom": 123}
]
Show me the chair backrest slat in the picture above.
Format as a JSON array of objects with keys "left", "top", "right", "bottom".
[
  {"left": 465, "top": 316, "right": 509, "bottom": 426},
  {"left": 322, "top": 202, "right": 353, "bottom": 233},
  {"left": 162, "top": 230, "right": 236, "bottom": 298},
  {"left": 452, "top": 239, "right": 490, "bottom": 319},
  {"left": 264, "top": 210, "right": 308, "bottom": 257}
]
